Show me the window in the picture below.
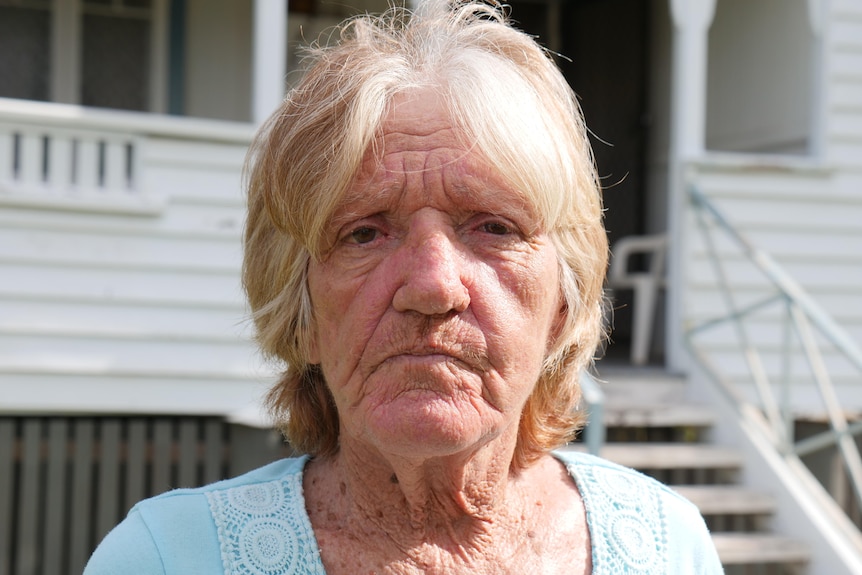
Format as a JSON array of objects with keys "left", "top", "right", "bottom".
[
  {"left": 81, "top": 0, "right": 154, "bottom": 111},
  {"left": 0, "top": 1, "right": 52, "bottom": 102},
  {"left": 0, "top": 0, "right": 168, "bottom": 113},
  {"left": 706, "top": 0, "right": 814, "bottom": 154}
]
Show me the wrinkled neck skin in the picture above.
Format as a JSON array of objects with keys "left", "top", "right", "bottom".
[
  {"left": 346, "top": 426, "right": 519, "bottom": 535},
  {"left": 304, "top": 424, "right": 551, "bottom": 569}
]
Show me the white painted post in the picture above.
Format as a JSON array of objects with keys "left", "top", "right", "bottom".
[
  {"left": 807, "top": 0, "right": 830, "bottom": 159},
  {"left": 252, "top": 0, "right": 288, "bottom": 125},
  {"left": 666, "top": 0, "right": 716, "bottom": 371},
  {"left": 668, "top": 0, "right": 715, "bottom": 159}
]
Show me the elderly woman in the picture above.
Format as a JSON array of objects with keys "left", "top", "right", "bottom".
[{"left": 86, "top": 1, "right": 722, "bottom": 573}]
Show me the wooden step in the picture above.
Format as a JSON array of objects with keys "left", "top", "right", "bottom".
[
  {"left": 593, "top": 368, "right": 715, "bottom": 427},
  {"left": 596, "top": 368, "right": 689, "bottom": 404},
  {"left": 603, "top": 402, "right": 716, "bottom": 428},
  {"left": 712, "top": 533, "right": 810, "bottom": 565},
  {"left": 673, "top": 485, "right": 776, "bottom": 516},
  {"left": 562, "top": 443, "right": 743, "bottom": 471}
]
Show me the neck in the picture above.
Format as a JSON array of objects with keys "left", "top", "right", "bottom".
[{"left": 306, "top": 429, "right": 526, "bottom": 548}]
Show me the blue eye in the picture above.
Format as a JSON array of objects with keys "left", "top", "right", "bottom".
[{"left": 349, "top": 226, "right": 378, "bottom": 244}]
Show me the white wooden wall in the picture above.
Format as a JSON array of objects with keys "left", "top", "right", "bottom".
[
  {"left": 706, "top": 0, "right": 812, "bottom": 154},
  {"left": 682, "top": 0, "right": 862, "bottom": 416},
  {"left": 0, "top": 100, "right": 272, "bottom": 418},
  {"left": 826, "top": 0, "right": 862, "bottom": 170}
]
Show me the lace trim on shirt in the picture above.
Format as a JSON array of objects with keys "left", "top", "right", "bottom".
[
  {"left": 569, "top": 460, "right": 669, "bottom": 574},
  {"left": 206, "top": 472, "right": 325, "bottom": 575}
]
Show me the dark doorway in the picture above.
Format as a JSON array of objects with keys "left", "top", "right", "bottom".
[{"left": 508, "top": 0, "right": 652, "bottom": 361}]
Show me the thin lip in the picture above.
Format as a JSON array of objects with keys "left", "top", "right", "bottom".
[
  {"left": 377, "top": 345, "right": 487, "bottom": 373},
  {"left": 385, "top": 351, "right": 458, "bottom": 362}
]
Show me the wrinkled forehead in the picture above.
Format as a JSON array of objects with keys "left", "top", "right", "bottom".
[
  {"left": 372, "top": 84, "right": 565, "bottom": 231},
  {"left": 379, "top": 89, "right": 454, "bottom": 145},
  {"left": 341, "top": 89, "right": 537, "bottom": 220},
  {"left": 356, "top": 89, "right": 466, "bottom": 180}
]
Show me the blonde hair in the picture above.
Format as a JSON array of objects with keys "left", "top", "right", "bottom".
[{"left": 243, "top": 0, "right": 608, "bottom": 469}]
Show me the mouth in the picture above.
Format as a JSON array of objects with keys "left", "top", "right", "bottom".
[
  {"left": 378, "top": 346, "right": 488, "bottom": 375},
  {"left": 384, "top": 351, "right": 462, "bottom": 367}
]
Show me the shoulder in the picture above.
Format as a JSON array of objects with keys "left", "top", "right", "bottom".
[
  {"left": 554, "top": 449, "right": 701, "bottom": 515},
  {"left": 555, "top": 449, "right": 685, "bottom": 495},
  {"left": 85, "top": 457, "right": 312, "bottom": 575},
  {"left": 553, "top": 449, "right": 724, "bottom": 574}
]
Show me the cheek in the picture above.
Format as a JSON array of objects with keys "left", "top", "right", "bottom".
[
  {"left": 477, "top": 253, "right": 561, "bottom": 374},
  {"left": 306, "top": 263, "right": 351, "bottom": 368},
  {"left": 507, "top": 249, "right": 561, "bottom": 330},
  {"left": 306, "top": 260, "right": 394, "bottom": 381}
]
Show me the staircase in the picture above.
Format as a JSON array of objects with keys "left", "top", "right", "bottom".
[{"left": 565, "top": 368, "right": 811, "bottom": 574}]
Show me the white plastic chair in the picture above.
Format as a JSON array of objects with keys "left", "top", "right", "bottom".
[{"left": 607, "top": 233, "right": 668, "bottom": 365}]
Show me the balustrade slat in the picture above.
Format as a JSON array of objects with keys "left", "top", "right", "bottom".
[
  {"left": 0, "top": 420, "right": 14, "bottom": 575},
  {"left": 15, "top": 420, "right": 41, "bottom": 575},
  {"left": 44, "top": 419, "right": 69, "bottom": 575},
  {"left": 103, "top": 140, "right": 127, "bottom": 191},
  {"left": 0, "top": 131, "right": 12, "bottom": 183},
  {"left": 76, "top": 139, "right": 99, "bottom": 190},
  {"left": 48, "top": 135, "right": 74, "bottom": 190},
  {"left": 19, "top": 132, "right": 42, "bottom": 187}
]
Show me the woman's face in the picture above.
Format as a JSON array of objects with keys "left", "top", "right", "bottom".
[{"left": 307, "top": 90, "right": 562, "bottom": 460}]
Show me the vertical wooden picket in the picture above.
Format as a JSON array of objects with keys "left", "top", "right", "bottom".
[
  {"left": 203, "top": 419, "right": 225, "bottom": 484},
  {"left": 68, "top": 419, "right": 95, "bottom": 575},
  {"left": 125, "top": 419, "right": 147, "bottom": 512},
  {"left": 177, "top": 419, "right": 199, "bottom": 488},
  {"left": 151, "top": 419, "right": 173, "bottom": 495},
  {"left": 0, "top": 420, "right": 14, "bottom": 575},
  {"left": 15, "top": 420, "right": 41, "bottom": 575},
  {"left": 0, "top": 415, "right": 283, "bottom": 573},
  {"left": 44, "top": 419, "right": 69, "bottom": 575},
  {"left": 96, "top": 419, "right": 121, "bottom": 543}
]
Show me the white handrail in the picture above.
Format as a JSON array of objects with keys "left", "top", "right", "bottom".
[{"left": 687, "top": 185, "right": 862, "bottom": 526}]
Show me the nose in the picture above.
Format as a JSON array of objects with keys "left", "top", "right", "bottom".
[{"left": 391, "top": 223, "right": 470, "bottom": 316}]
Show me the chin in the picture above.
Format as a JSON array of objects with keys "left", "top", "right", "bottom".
[{"left": 361, "top": 395, "right": 502, "bottom": 459}]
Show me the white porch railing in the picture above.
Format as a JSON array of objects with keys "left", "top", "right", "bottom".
[
  {"left": 0, "top": 98, "right": 264, "bottom": 417},
  {"left": 686, "top": 185, "right": 862, "bottom": 530},
  {"left": 0, "top": 123, "right": 141, "bottom": 196},
  {"left": 0, "top": 97, "right": 255, "bottom": 215}
]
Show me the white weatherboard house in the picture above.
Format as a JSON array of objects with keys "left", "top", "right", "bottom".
[{"left": 1, "top": 0, "right": 861, "bottom": 574}]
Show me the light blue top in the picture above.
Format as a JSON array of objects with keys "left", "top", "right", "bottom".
[{"left": 84, "top": 451, "right": 723, "bottom": 574}]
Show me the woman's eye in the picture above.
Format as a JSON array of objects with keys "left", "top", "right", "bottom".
[
  {"left": 348, "top": 226, "right": 378, "bottom": 244},
  {"left": 481, "top": 221, "right": 511, "bottom": 235}
]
